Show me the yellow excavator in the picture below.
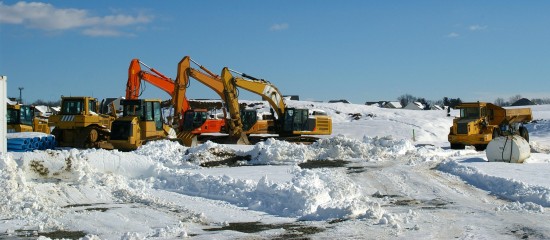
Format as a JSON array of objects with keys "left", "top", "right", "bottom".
[
  {"left": 177, "top": 56, "right": 274, "bottom": 144},
  {"left": 6, "top": 103, "right": 50, "bottom": 134},
  {"left": 220, "top": 68, "right": 332, "bottom": 139},
  {"left": 49, "top": 96, "right": 115, "bottom": 149}
]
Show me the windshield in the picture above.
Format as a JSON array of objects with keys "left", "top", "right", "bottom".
[
  {"left": 7, "top": 106, "right": 33, "bottom": 125},
  {"left": 62, "top": 99, "right": 84, "bottom": 115},
  {"left": 460, "top": 107, "right": 480, "bottom": 119}
]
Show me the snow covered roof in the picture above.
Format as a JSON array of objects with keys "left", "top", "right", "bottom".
[
  {"left": 404, "top": 102, "right": 425, "bottom": 110},
  {"left": 383, "top": 101, "right": 402, "bottom": 108}
]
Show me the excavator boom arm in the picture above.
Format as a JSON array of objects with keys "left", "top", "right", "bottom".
[
  {"left": 126, "top": 59, "right": 176, "bottom": 99},
  {"left": 221, "top": 68, "right": 286, "bottom": 118}
]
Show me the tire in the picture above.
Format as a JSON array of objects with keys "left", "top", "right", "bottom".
[
  {"left": 450, "top": 143, "right": 465, "bottom": 150},
  {"left": 474, "top": 144, "right": 487, "bottom": 151},
  {"left": 519, "top": 126, "right": 529, "bottom": 142}
]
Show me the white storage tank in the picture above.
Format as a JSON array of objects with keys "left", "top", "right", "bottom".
[{"left": 486, "top": 136, "right": 531, "bottom": 163}]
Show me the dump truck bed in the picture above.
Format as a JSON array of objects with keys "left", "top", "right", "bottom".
[{"left": 493, "top": 107, "right": 532, "bottom": 124}]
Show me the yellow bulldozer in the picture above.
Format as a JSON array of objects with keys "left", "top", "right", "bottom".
[
  {"left": 49, "top": 96, "right": 115, "bottom": 149},
  {"left": 448, "top": 102, "right": 532, "bottom": 151},
  {"left": 109, "top": 98, "right": 177, "bottom": 151},
  {"left": 7, "top": 103, "right": 50, "bottom": 134}
]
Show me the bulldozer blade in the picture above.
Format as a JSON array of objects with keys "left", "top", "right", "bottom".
[
  {"left": 97, "top": 141, "right": 114, "bottom": 150},
  {"left": 177, "top": 131, "right": 198, "bottom": 147}
]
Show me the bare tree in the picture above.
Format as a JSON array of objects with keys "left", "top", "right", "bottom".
[
  {"left": 508, "top": 94, "right": 522, "bottom": 105},
  {"left": 398, "top": 94, "right": 416, "bottom": 107},
  {"left": 494, "top": 97, "right": 506, "bottom": 106}
]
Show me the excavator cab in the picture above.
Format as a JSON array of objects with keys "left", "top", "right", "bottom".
[
  {"left": 241, "top": 109, "right": 258, "bottom": 132},
  {"left": 181, "top": 110, "right": 208, "bottom": 131},
  {"left": 282, "top": 108, "right": 310, "bottom": 133}
]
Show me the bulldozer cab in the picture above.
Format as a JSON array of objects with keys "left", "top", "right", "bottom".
[
  {"left": 61, "top": 97, "right": 99, "bottom": 115},
  {"left": 7, "top": 104, "right": 34, "bottom": 132},
  {"left": 120, "top": 99, "right": 163, "bottom": 131},
  {"left": 7, "top": 104, "right": 33, "bottom": 126}
]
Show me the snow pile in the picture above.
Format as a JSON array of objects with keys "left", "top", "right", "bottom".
[
  {"left": 247, "top": 138, "right": 314, "bottom": 164},
  {"left": 495, "top": 201, "right": 545, "bottom": 213},
  {"left": 0, "top": 154, "right": 63, "bottom": 230},
  {"left": 437, "top": 160, "right": 550, "bottom": 207},
  {"left": 4, "top": 140, "right": 397, "bottom": 223},
  {"left": 154, "top": 165, "right": 389, "bottom": 221},
  {"left": 247, "top": 135, "right": 417, "bottom": 164},
  {"left": 134, "top": 140, "right": 190, "bottom": 168}
]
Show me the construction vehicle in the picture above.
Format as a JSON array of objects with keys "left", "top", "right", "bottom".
[
  {"left": 49, "top": 96, "right": 115, "bottom": 149},
  {"left": 6, "top": 103, "right": 50, "bottom": 134},
  {"left": 113, "top": 58, "right": 227, "bottom": 149},
  {"left": 220, "top": 67, "right": 332, "bottom": 139},
  {"left": 126, "top": 58, "right": 225, "bottom": 134},
  {"left": 177, "top": 56, "right": 278, "bottom": 144},
  {"left": 448, "top": 102, "right": 532, "bottom": 151},
  {"left": 109, "top": 98, "right": 177, "bottom": 150}
]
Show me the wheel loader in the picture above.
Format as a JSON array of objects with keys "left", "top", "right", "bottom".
[
  {"left": 7, "top": 103, "right": 50, "bottom": 134},
  {"left": 49, "top": 96, "right": 115, "bottom": 149},
  {"left": 448, "top": 102, "right": 532, "bottom": 151}
]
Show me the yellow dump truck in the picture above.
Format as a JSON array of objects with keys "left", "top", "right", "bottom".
[
  {"left": 49, "top": 96, "right": 115, "bottom": 149},
  {"left": 448, "top": 102, "right": 532, "bottom": 151}
]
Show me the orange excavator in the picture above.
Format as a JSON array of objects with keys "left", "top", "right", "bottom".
[
  {"left": 126, "top": 59, "right": 225, "bottom": 134},
  {"left": 109, "top": 58, "right": 227, "bottom": 150}
]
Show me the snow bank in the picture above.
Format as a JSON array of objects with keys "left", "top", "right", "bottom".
[
  {"left": 4, "top": 138, "right": 401, "bottom": 222},
  {"left": 437, "top": 160, "right": 550, "bottom": 207},
  {"left": 153, "top": 166, "right": 386, "bottom": 221},
  {"left": 246, "top": 135, "right": 417, "bottom": 164}
]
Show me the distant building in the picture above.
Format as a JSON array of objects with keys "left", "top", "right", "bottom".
[
  {"left": 403, "top": 102, "right": 425, "bottom": 110},
  {"left": 33, "top": 105, "right": 51, "bottom": 117},
  {"left": 365, "top": 101, "right": 389, "bottom": 107},
  {"left": 328, "top": 99, "right": 350, "bottom": 104},
  {"left": 430, "top": 104, "right": 444, "bottom": 110},
  {"left": 283, "top": 95, "right": 299, "bottom": 100},
  {"left": 511, "top": 98, "right": 536, "bottom": 106},
  {"left": 383, "top": 102, "right": 402, "bottom": 109}
]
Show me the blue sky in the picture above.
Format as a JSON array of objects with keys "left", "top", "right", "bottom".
[{"left": 1, "top": 1, "right": 550, "bottom": 104}]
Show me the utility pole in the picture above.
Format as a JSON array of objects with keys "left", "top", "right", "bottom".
[{"left": 18, "top": 87, "right": 24, "bottom": 104}]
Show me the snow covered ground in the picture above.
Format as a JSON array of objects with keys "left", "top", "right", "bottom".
[{"left": 1, "top": 101, "right": 549, "bottom": 239}]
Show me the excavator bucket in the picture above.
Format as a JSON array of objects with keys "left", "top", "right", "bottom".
[{"left": 236, "top": 133, "right": 250, "bottom": 145}]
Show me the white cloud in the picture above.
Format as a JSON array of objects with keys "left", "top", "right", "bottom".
[
  {"left": 0, "top": 1, "right": 153, "bottom": 36},
  {"left": 469, "top": 25, "right": 487, "bottom": 31},
  {"left": 82, "top": 27, "right": 132, "bottom": 37},
  {"left": 270, "top": 23, "right": 289, "bottom": 31},
  {"left": 447, "top": 32, "right": 460, "bottom": 38}
]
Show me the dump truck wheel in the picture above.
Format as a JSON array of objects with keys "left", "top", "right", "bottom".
[
  {"left": 450, "top": 143, "right": 465, "bottom": 150},
  {"left": 519, "top": 126, "right": 529, "bottom": 142},
  {"left": 474, "top": 144, "right": 487, "bottom": 151}
]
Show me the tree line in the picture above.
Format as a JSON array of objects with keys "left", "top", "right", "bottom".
[{"left": 397, "top": 94, "right": 550, "bottom": 108}]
